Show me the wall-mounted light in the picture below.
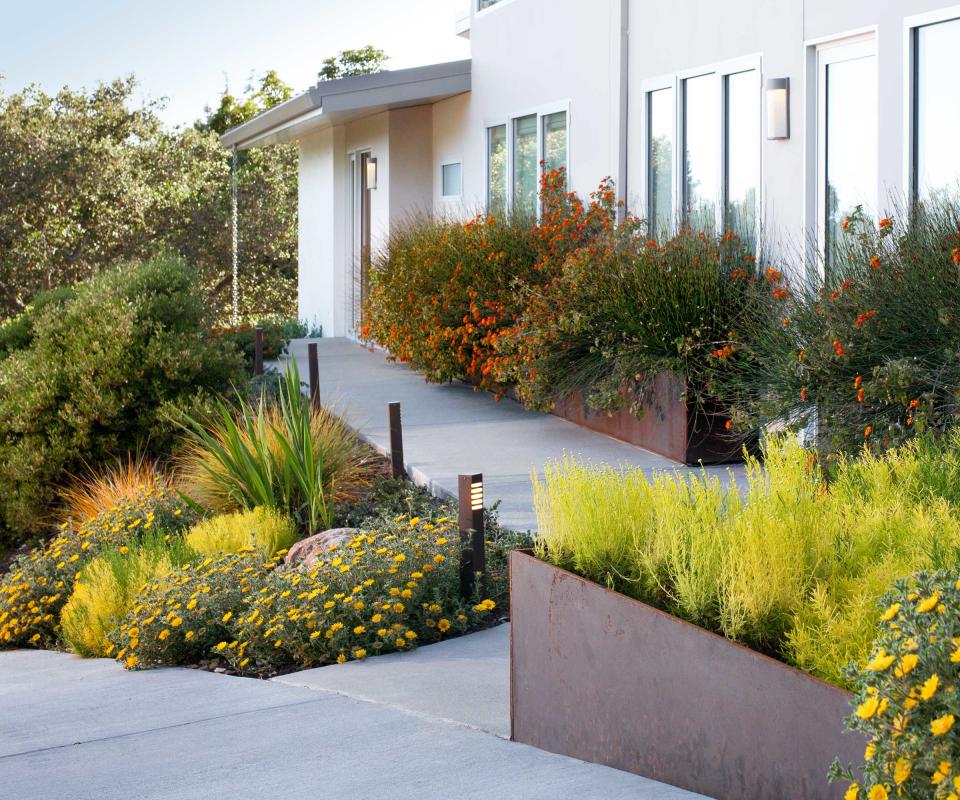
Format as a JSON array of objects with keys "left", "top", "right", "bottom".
[
  {"left": 766, "top": 78, "right": 790, "bottom": 140},
  {"left": 365, "top": 157, "right": 378, "bottom": 190}
]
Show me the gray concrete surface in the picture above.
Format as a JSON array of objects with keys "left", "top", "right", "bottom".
[
  {"left": 274, "top": 623, "right": 511, "bottom": 737},
  {"left": 0, "top": 648, "right": 709, "bottom": 800},
  {"left": 285, "top": 338, "right": 743, "bottom": 530}
]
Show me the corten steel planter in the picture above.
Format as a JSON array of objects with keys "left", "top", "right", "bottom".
[
  {"left": 510, "top": 550, "right": 865, "bottom": 800},
  {"left": 550, "top": 372, "right": 741, "bottom": 465}
]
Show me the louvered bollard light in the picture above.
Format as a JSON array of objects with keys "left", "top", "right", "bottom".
[
  {"left": 458, "top": 473, "right": 486, "bottom": 598},
  {"left": 254, "top": 327, "right": 264, "bottom": 376},
  {"left": 388, "top": 401, "right": 405, "bottom": 479},
  {"left": 308, "top": 342, "right": 320, "bottom": 410}
]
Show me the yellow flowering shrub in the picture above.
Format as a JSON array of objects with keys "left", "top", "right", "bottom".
[
  {"left": 113, "top": 515, "right": 514, "bottom": 674},
  {"left": 830, "top": 571, "right": 960, "bottom": 800},
  {"left": 60, "top": 534, "right": 192, "bottom": 657},
  {"left": 0, "top": 490, "right": 192, "bottom": 649},
  {"left": 185, "top": 507, "right": 297, "bottom": 557},
  {"left": 535, "top": 437, "right": 960, "bottom": 686}
]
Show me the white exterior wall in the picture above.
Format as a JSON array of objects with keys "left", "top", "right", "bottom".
[{"left": 389, "top": 106, "right": 434, "bottom": 225}]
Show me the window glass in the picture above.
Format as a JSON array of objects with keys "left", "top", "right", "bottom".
[
  {"left": 478, "top": 0, "right": 501, "bottom": 8},
  {"left": 513, "top": 114, "right": 538, "bottom": 214},
  {"left": 648, "top": 88, "right": 674, "bottom": 237},
  {"left": 442, "top": 162, "right": 462, "bottom": 198},
  {"left": 916, "top": 18, "right": 960, "bottom": 200},
  {"left": 487, "top": 125, "right": 507, "bottom": 214},
  {"left": 724, "top": 70, "right": 759, "bottom": 247},
  {"left": 825, "top": 54, "right": 877, "bottom": 268},
  {"left": 683, "top": 74, "right": 719, "bottom": 233},
  {"left": 542, "top": 111, "right": 568, "bottom": 177}
]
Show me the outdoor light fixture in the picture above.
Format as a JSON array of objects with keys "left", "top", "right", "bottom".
[
  {"left": 458, "top": 473, "right": 486, "bottom": 597},
  {"left": 365, "top": 157, "right": 378, "bottom": 190},
  {"left": 766, "top": 78, "right": 790, "bottom": 140}
]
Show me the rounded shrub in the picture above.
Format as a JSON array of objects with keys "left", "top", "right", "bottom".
[{"left": 185, "top": 507, "right": 297, "bottom": 557}]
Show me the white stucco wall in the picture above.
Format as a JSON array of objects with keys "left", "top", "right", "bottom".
[{"left": 388, "top": 106, "right": 435, "bottom": 225}]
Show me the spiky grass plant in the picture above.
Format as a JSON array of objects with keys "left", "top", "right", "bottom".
[
  {"left": 59, "top": 456, "right": 171, "bottom": 524},
  {"left": 177, "top": 361, "right": 371, "bottom": 533}
]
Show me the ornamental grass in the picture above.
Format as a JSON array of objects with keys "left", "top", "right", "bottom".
[
  {"left": 185, "top": 506, "right": 297, "bottom": 557},
  {"left": 534, "top": 436, "right": 960, "bottom": 687},
  {"left": 177, "top": 361, "right": 373, "bottom": 532}
]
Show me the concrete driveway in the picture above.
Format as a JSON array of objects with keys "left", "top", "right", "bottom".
[{"left": 0, "top": 636, "right": 708, "bottom": 800}]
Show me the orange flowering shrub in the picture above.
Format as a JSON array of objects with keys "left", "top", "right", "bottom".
[
  {"left": 718, "top": 202, "right": 960, "bottom": 456},
  {"left": 362, "top": 169, "right": 616, "bottom": 393},
  {"left": 494, "top": 224, "right": 761, "bottom": 418}
]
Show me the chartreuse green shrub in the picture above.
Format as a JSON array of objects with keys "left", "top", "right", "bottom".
[
  {"left": 0, "top": 489, "right": 193, "bottom": 649},
  {"left": 534, "top": 437, "right": 960, "bottom": 687},
  {"left": 185, "top": 507, "right": 297, "bottom": 557},
  {"left": 0, "top": 256, "right": 244, "bottom": 547},
  {"left": 829, "top": 571, "right": 960, "bottom": 799},
  {"left": 112, "top": 514, "right": 518, "bottom": 674},
  {"left": 60, "top": 534, "right": 194, "bottom": 658}
]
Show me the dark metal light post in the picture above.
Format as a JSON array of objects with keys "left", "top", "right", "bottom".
[
  {"left": 254, "top": 326, "right": 264, "bottom": 376},
  {"left": 388, "top": 402, "right": 405, "bottom": 479},
  {"left": 458, "top": 473, "right": 486, "bottom": 598},
  {"left": 307, "top": 342, "right": 320, "bottom": 410}
]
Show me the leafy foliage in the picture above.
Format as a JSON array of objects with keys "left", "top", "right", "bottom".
[
  {"left": 0, "top": 256, "right": 244, "bottom": 545},
  {"left": 318, "top": 47, "right": 388, "bottom": 81},
  {"left": 185, "top": 507, "right": 297, "bottom": 557}
]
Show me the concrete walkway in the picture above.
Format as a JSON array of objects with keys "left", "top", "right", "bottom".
[
  {"left": 0, "top": 645, "right": 709, "bottom": 800},
  {"left": 286, "top": 338, "right": 742, "bottom": 530}
]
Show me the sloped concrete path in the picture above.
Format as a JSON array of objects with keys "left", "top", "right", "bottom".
[
  {"left": 0, "top": 643, "right": 708, "bottom": 799},
  {"left": 285, "top": 338, "right": 741, "bottom": 530}
]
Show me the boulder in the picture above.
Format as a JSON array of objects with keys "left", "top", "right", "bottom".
[{"left": 284, "top": 528, "right": 360, "bottom": 568}]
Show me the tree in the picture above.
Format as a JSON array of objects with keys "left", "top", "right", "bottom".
[
  {"left": 318, "top": 46, "right": 389, "bottom": 81},
  {"left": 199, "top": 69, "right": 294, "bottom": 136}
]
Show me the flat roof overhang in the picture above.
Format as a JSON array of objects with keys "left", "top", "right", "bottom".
[{"left": 219, "top": 59, "right": 471, "bottom": 150}]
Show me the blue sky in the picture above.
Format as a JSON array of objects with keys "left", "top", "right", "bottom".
[{"left": 1, "top": 0, "right": 470, "bottom": 127}]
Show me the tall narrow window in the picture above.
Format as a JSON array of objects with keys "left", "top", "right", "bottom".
[
  {"left": 683, "top": 74, "right": 720, "bottom": 233},
  {"left": 915, "top": 17, "right": 960, "bottom": 200},
  {"left": 487, "top": 124, "right": 507, "bottom": 214},
  {"left": 724, "top": 70, "right": 759, "bottom": 247},
  {"left": 820, "top": 42, "right": 877, "bottom": 270},
  {"left": 542, "top": 111, "right": 568, "bottom": 176},
  {"left": 513, "top": 114, "right": 538, "bottom": 214},
  {"left": 648, "top": 88, "right": 674, "bottom": 236}
]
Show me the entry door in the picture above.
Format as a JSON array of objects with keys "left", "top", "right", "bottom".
[
  {"left": 348, "top": 150, "right": 372, "bottom": 337},
  {"left": 816, "top": 36, "right": 877, "bottom": 274}
]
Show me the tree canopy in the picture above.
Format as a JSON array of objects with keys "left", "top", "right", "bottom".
[{"left": 319, "top": 46, "right": 389, "bottom": 81}]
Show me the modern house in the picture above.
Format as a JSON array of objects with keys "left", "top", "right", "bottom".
[{"left": 221, "top": 0, "right": 960, "bottom": 339}]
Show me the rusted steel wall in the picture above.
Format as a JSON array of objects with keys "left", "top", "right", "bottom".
[
  {"left": 510, "top": 551, "right": 866, "bottom": 800},
  {"left": 550, "top": 372, "right": 741, "bottom": 465}
]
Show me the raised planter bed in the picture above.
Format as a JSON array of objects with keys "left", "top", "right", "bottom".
[
  {"left": 550, "top": 372, "right": 740, "bottom": 465},
  {"left": 509, "top": 550, "right": 865, "bottom": 800}
]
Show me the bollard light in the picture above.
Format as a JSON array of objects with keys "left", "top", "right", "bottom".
[
  {"left": 458, "top": 473, "right": 486, "bottom": 598},
  {"left": 388, "top": 401, "right": 405, "bottom": 479},
  {"left": 765, "top": 78, "right": 790, "bottom": 140},
  {"left": 254, "top": 326, "right": 264, "bottom": 376},
  {"left": 307, "top": 342, "right": 320, "bottom": 410}
]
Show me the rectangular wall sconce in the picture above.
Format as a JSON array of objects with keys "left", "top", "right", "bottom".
[
  {"left": 365, "top": 157, "right": 378, "bottom": 190},
  {"left": 766, "top": 78, "right": 790, "bottom": 140}
]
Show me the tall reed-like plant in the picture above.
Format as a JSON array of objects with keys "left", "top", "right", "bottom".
[{"left": 178, "top": 361, "right": 370, "bottom": 533}]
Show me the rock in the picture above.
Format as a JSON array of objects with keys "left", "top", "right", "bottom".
[{"left": 284, "top": 528, "right": 360, "bottom": 568}]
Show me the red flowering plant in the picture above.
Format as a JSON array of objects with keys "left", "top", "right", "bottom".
[
  {"left": 495, "top": 222, "right": 763, "bottom": 426},
  {"left": 362, "top": 168, "right": 615, "bottom": 394},
  {"left": 716, "top": 200, "right": 960, "bottom": 457}
]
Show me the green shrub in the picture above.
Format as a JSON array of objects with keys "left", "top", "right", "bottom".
[
  {"left": 208, "top": 316, "right": 308, "bottom": 372},
  {"left": 113, "top": 513, "right": 521, "bottom": 673},
  {"left": 533, "top": 436, "right": 960, "bottom": 686},
  {"left": 0, "top": 490, "right": 192, "bottom": 649},
  {"left": 720, "top": 201, "right": 960, "bottom": 456},
  {"left": 0, "top": 286, "right": 75, "bottom": 361},
  {"left": 178, "top": 361, "right": 372, "bottom": 532},
  {"left": 830, "top": 571, "right": 960, "bottom": 799},
  {"left": 0, "top": 256, "right": 245, "bottom": 546},
  {"left": 60, "top": 534, "right": 193, "bottom": 658},
  {"left": 185, "top": 507, "right": 297, "bottom": 556}
]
